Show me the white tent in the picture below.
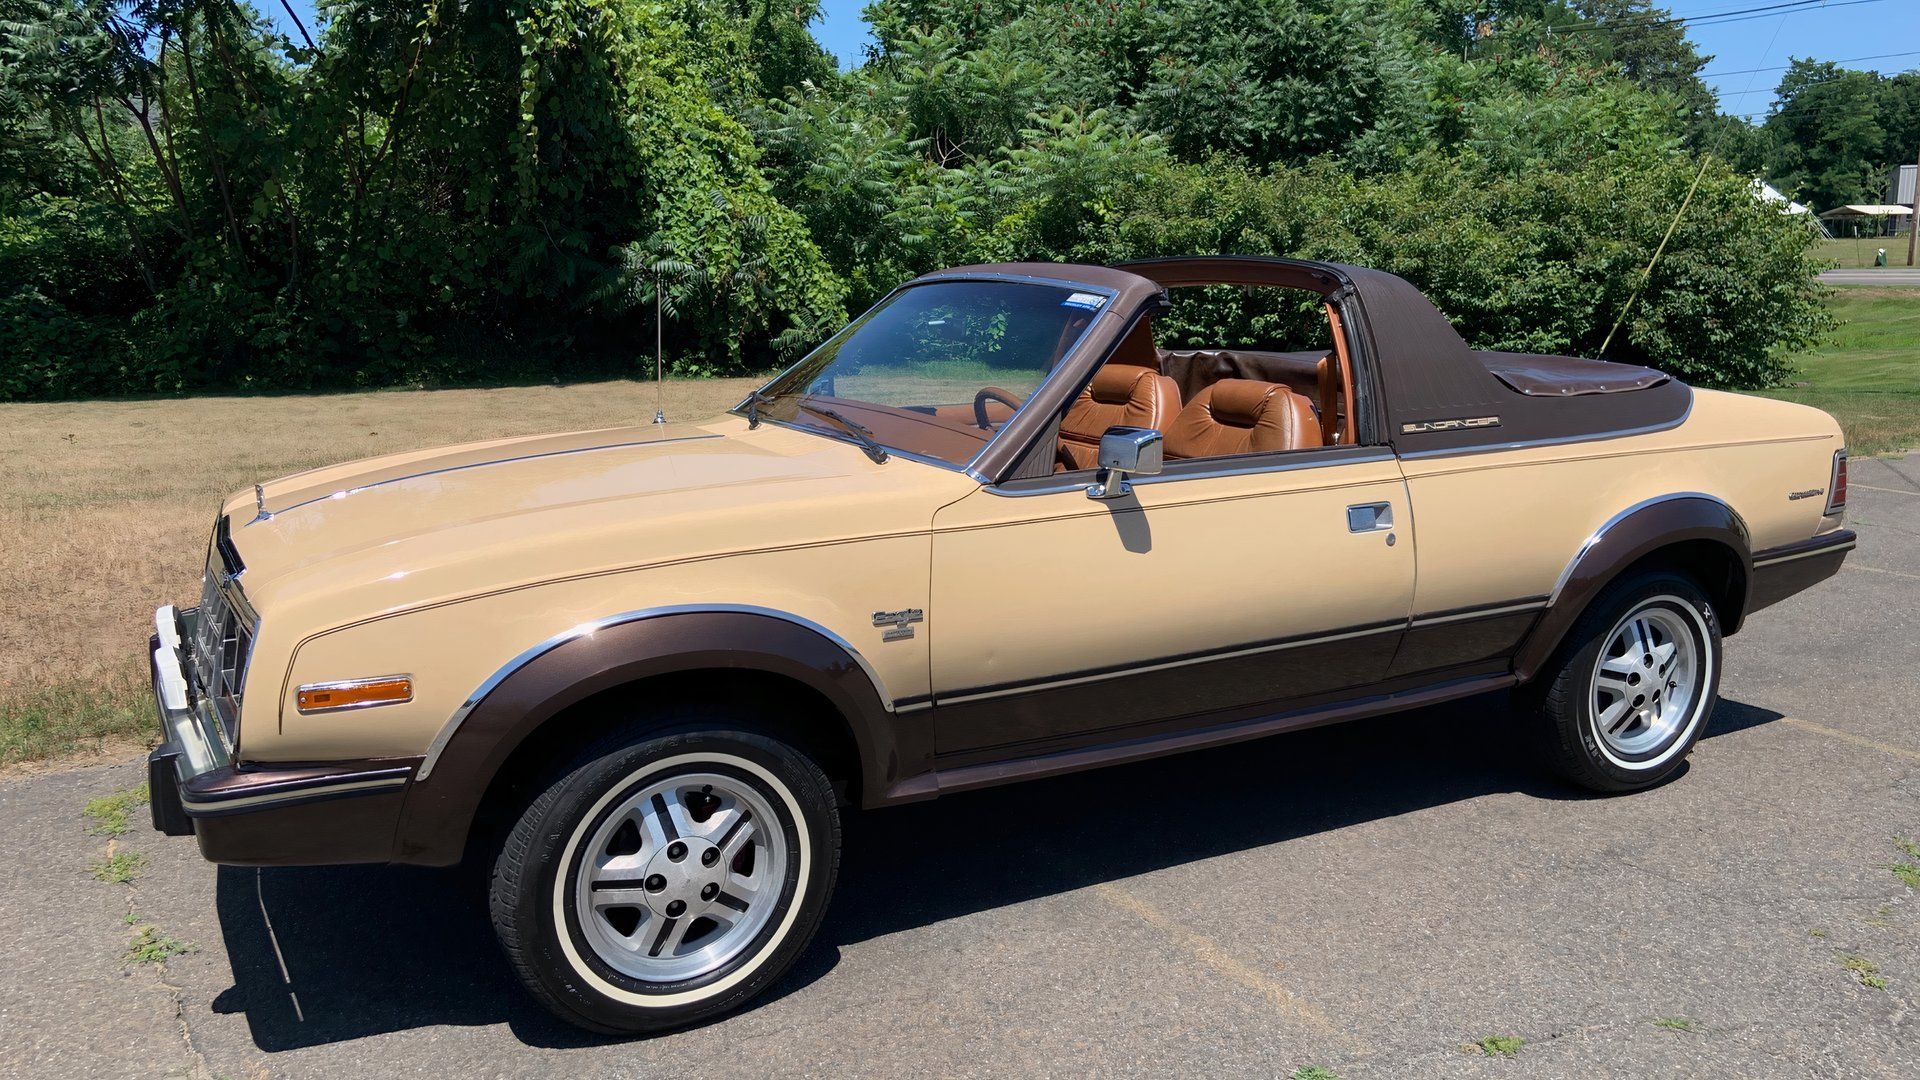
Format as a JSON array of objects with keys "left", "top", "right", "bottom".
[{"left": 1750, "top": 179, "right": 1812, "bottom": 216}]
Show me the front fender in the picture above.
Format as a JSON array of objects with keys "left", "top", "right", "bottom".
[
  {"left": 392, "top": 608, "right": 906, "bottom": 865},
  {"left": 1513, "top": 494, "right": 1751, "bottom": 682}
]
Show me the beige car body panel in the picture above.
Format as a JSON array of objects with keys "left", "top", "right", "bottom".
[
  {"left": 930, "top": 453, "right": 1413, "bottom": 695},
  {"left": 208, "top": 384, "right": 1842, "bottom": 769},
  {"left": 1400, "top": 389, "right": 1841, "bottom": 617},
  {"left": 221, "top": 418, "right": 976, "bottom": 763}
]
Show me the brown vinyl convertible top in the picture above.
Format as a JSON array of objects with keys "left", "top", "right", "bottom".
[{"left": 1115, "top": 256, "right": 1692, "bottom": 456}]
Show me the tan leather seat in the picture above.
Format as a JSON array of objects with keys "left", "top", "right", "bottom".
[
  {"left": 1058, "top": 364, "right": 1180, "bottom": 470},
  {"left": 1056, "top": 318, "right": 1180, "bottom": 471},
  {"left": 1165, "top": 379, "right": 1322, "bottom": 459}
]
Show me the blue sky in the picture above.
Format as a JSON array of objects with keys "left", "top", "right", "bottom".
[
  {"left": 264, "top": 1, "right": 1920, "bottom": 117},
  {"left": 1686, "top": 0, "right": 1920, "bottom": 120}
]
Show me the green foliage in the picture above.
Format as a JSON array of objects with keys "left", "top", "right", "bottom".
[
  {"left": 82, "top": 783, "right": 150, "bottom": 837},
  {"left": 89, "top": 848, "right": 145, "bottom": 883},
  {"left": 1469, "top": 1035, "right": 1526, "bottom": 1057},
  {"left": 0, "top": 0, "right": 1838, "bottom": 396},
  {"left": 0, "top": 0, "right": 843, "bottom": 396},
  {"left": 124, "top": 924, "right": 194, "bottom": 964},
  {"left": 1765, "top": 60, "right": 1886, "bottom": 214},
  {"left": 1889, "top": 836, "right": 1920, "bottom": 889},
  {"left": 1838, "top": 953, "right": 1887, "bottom": 990}
]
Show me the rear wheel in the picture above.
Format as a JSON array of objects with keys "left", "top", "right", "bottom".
[
  {"left": 1530, "top": 570, "right": 1721, "bottom": 793},
  {"left": 489, "top": 720, "right": 840, "bottom": 1034}
]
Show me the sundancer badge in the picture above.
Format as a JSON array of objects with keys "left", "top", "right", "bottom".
[
  {"left": 1402, "top": 416, "right": 1501, "bottom": 434},
  {"left": 872, "top": 608, "right": 924, "bottom": 642}
]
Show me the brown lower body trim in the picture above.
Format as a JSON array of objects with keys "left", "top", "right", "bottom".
[
  {"left": 1748, "top": 529, "right": 1856, "bottom": 614},
  {"left": 157, "top": 758, "right": 419, "bottom": 866},
  {"left": 930, "top": 621, "right": 1404, "bottom": 760},
  {"left": 1391, "top": 598, "right": 1546, "bottom": 678},
  {"left": 891, "top": 670, "right": 1517, "bottom": 802},
  {"left": 190, "top": 787, "right": 409, "bottom": 866}
]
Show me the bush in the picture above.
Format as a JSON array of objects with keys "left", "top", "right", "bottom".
[
  {"left": 1063, "top": 153, "right": 1830, "bottom": 388},
  {"left": 0, "top": 0, "right": 1833, "bottom": 398}
]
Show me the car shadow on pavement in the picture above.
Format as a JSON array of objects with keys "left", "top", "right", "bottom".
[{"left": 208, "top": 693, "right": 1785, "bottom": 1051}]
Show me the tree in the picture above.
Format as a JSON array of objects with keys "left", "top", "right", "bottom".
[
  {"left": 1877, "top": 71, "right": 1920, "bottom": 179},
  {"left": 0, "top": 0, "right": 1840, "bottom": 397},
  {"left": 1764, "top": 59, "right": 1886, "bottom": 212}
]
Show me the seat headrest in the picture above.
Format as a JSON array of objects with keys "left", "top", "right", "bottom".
[
  {"left": 1087, "top": 364, "right": 1157, "bottom": 404},
  {"left": 1206, "top": 379, "right": 1283, "bottom": 426}
]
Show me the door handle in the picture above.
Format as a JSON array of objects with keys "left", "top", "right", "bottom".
[{"left": 1347, "top": 502, "right": 1393, "bottom": 532}]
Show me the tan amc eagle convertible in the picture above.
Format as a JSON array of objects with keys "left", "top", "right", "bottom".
[{"left": 147, "top": 257, "right": 1854, "bottom": 1033}]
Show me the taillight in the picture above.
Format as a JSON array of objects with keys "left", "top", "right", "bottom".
[{"left": 1825, "top": 449, "right": 1847, "bottom": 517}]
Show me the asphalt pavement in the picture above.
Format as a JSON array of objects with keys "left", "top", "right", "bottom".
[
  {"left": 5, "top": 458, "right": 1920, "bottom": 1079},
  {"left": 1818, "top": 268, "right": 1920, "bottom": 285}
]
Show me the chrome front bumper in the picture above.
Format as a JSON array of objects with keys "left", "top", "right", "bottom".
[
  {"left": 147, "top": 602, "right": 419, "bottom": 863},
  {"left": 148, "top": 603, "right": 232, "bottom": 835}
]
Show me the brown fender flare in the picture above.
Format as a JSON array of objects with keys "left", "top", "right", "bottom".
[
  {"left": 1513, "top": 494, "right": 1751, "bottom": 683},
  {"left": 390, "top": 608, "right": 911, "bottom": 865}
]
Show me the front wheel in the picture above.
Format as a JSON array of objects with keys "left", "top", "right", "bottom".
[
  {"left": 489, "top": 722, "right": 841, "bottom": 1034},
  {"left": 1529, "top": 570, "right": 1722, "bottom": 793}
]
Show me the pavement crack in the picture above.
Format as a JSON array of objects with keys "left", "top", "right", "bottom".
[
  {"left": 154, "top": 961, "right": 215, "bottom": 1080},
  {"left": 95, "top": 823, "right": 215, "bottom": 1079}
]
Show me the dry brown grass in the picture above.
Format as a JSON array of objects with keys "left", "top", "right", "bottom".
[{"left": 0, "top": 378, "right": 755, "bottom": 764}]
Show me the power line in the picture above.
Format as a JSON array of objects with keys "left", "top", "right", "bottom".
[
  {"left": 1728, "top": 97, "right": 1895, "bottom": 119},
  {"left": 1548, "top": 0, "right": 1897, "bottom": 36},
  {"left": 1701, "top": 49, "right": 1920, "bottom": 79},
  {"left": 1718, "top": 69, "right": 1919, "bottom": 99}
]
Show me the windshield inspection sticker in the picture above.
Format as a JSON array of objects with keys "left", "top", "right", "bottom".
[{"left": 1061, "top": 292, "right": 1107, "bottom": 310}]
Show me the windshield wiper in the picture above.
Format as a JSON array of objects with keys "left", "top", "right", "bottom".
[
  {"left": 742, "top": 389, "right": 774, "bottom": 429},
  {"left": 793, "top": 402, "right": 889, "bottom": 464}
]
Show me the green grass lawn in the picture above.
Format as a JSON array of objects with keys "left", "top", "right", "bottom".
[
  {"left": 1816, "top": 235, "right": 1917, "bottom": 268},
  {"left": 1761, "top": 286, "right": 1920, "bottom": 456}
]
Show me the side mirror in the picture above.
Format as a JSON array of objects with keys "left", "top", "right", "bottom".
[{"left": 1087, "top": 426, "right": 1163, "bottom": 500}]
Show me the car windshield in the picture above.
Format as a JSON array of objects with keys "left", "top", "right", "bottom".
[{"left": 742, "top": 279, "right": 1108, "bottom": 467}]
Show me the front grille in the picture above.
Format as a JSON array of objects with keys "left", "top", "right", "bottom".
[{"left": 190, "top": 516, "right": 256, "bottom": 744}]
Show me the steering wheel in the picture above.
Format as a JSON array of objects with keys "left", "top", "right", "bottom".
[{"left": 973, "top": 386, "right": 1024, "bottom": 431}]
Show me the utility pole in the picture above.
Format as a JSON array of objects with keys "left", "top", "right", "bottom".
[{"left": 1908, "top": 145, "right": 1919, "bottom": 267}]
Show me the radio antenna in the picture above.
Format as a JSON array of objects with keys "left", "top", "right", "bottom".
[{"left": 652, "top": 269, "right": 666, "bottom": 424}]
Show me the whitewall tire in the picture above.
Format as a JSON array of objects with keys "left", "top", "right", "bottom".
[
  {"left": 490, "top": 721, "right": 840, "bottom": 1034},
  {"left": 1530, "top": 570, "right": 1722, "bottom": 793}
]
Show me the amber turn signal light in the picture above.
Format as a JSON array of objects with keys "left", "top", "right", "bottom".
[{"left": 296, "top": 676, "right": 413, "bottom": 714}]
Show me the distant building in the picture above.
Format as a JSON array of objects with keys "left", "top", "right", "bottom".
[
  {"left": 1885, "top": 165, "right": 1917, "bottom": 233},
  {"left": 1888, "top": 164, "right": 1916, "bottom": 206}
]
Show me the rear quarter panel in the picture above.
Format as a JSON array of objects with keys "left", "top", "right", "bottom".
[{"left": 1399, "top": 389, "right": 1843, "bottom": 617}]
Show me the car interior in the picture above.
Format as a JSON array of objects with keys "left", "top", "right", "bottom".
[
  {"left": 768, "top": 274, "right": 1358, "bottom": 477},
  {"left": 1052, "top": 294, "right": 1357, "bottom": 472}
]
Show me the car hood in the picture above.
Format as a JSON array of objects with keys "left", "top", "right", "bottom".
[{"left": 219, "top": 415, "right": 977, "bottom": 623}]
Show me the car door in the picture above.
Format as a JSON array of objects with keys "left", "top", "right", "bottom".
[{"left": 926, "top": 444, "right": 1415, "bottom": 761}]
